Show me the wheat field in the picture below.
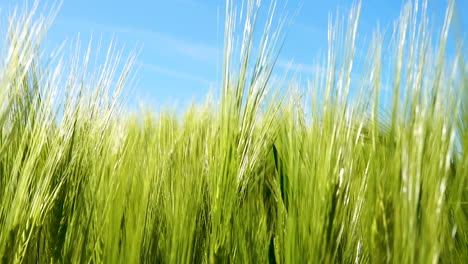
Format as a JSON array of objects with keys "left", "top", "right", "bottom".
[{"left": 0, "top": 0, "right": 467, "bottom": 263}]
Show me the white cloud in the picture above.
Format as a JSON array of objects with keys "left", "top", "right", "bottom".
[
  {"left": 140, "top": 62, "right": 214, "bottom": 86},
  {"left": 277, "top": 58, "right": 326, "bottom": 76},
  {"left": 55, "top": 18, "right": 220, "bottom": 63}
]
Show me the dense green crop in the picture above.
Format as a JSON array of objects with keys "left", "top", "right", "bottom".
[{"left": 0, "top": 0, "right": 467, "bottom": 263}]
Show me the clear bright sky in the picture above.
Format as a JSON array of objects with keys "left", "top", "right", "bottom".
[{"left": 0, "top": 0, "right": 467, "bottom": 109}]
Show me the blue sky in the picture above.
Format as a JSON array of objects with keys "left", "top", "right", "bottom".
[{"left": 0, "top": 0, "right": 467, "bottom": 109}]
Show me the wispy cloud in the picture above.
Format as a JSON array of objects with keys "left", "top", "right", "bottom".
[
  {"left": 55, "top": 18, "right": 220, "bottom": 63},
  {"left": 140, "top": 62, "right": 214, "bottom": 87},
  {"left": 277, "top": 58, "right": 325, "bottom": 76},
  {"left": 173, "top": 0, "right": 201, "bottom": 5}
]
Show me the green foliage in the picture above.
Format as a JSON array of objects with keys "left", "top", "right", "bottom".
[{"left": 0, "top": 0, "right": 467, "bottom": 263}]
